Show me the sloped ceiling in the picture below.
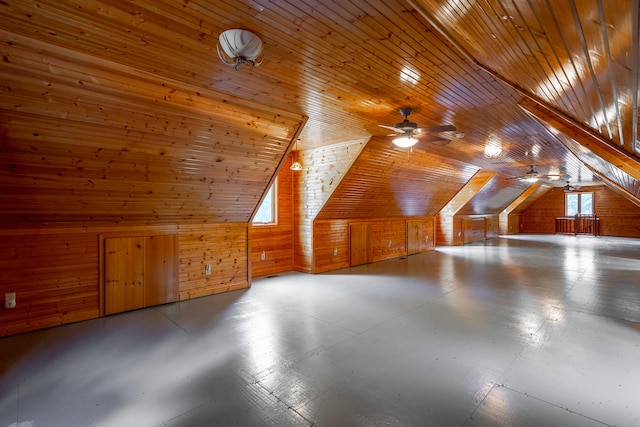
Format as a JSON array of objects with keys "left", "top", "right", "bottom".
[{"left": 1, "top": 0, "right": 639, "bottom": 225}]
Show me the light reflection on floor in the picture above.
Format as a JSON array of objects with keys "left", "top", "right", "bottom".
[{"left": 1, "top": 234, "right": 639, "bottom": 426}]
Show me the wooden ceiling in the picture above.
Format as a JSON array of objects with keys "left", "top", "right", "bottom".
[{"left": 1, "top": 0, "right": 639, "bottom": 225}]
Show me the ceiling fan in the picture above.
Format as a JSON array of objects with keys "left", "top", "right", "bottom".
[
  {"left": 563, "top": 181, "right": 581, "bottom": 192},
  {"left": 378, "top": 108, "right": 457, "bottom": 148},
  {"left": 519, "top": 165, "right": 565, "bottom": 183}
]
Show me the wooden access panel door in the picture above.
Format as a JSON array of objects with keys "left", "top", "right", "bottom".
[
  {"left": 350, "top": 223, "right": 369, "bottom": 266},
  {"left": 407, "top": 220, "right": 422, "bottom": 255},
  {"left": 144, "top": 234, "right": 177, "bottom": 307},
  {"left": 104, "top": 234, "right": 177, "bottom": 315},
  {"left": 104, "top": 237, "right": 145, "bottom": 315}
]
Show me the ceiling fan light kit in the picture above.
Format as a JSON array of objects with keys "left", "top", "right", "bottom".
[
  {"left": 380, "top": 107, "right": 457, "bottom": 148},
  {"left": 392, "top": 135, "right": 419, "bottom": 148}
]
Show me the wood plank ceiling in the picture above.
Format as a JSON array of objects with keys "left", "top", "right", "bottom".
[{"left": 1, "top": 0, "right": 639, "bottom": 225}]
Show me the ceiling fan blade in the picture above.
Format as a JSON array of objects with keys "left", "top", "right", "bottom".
[
  {"left": 430, "top": 139, "right": 452, "bottom": 146},
  {"left": 420, "top": 134, "right": 451, "bottom": 144},
  {"left": 422, "top": 124, "right": 457, "bottom": 133},
  {"left": 378, "top": 124, "right": 402, "bottom": 132}
]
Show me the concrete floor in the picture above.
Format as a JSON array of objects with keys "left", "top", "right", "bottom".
[{"left": 1, "top": 234, "right": 640, "bottom": 426}]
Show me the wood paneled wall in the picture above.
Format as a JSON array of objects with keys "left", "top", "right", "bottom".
[
  {"left": 499, "top": 184, "right": 546, "bottom": 234},
  {"left": 521, "top": 188, "right": 575, "bottom": 233},
  {"left": 462, "top": 217, "right": 486, "bottom": 244},
  {"left": 251, "top": 156, "right": 294, "bottom": 278},
  {"left": 435, "top": 170, "right": 492, "bottom": 246},
  {"left": 318, "top": 138, "right": 479, "bottom": 220},
  {"left": 178, "top": 223, "right": 249, "bottom": 300},
  {"left": 0, "top": 223, "right": 249, "bottom": 337},
  {"left": 313, "top": 217, "right": 435, "bottom": 273},
  {"left": 368, "top": 219, "right": 408, "bottom": 262},
  {"left": 294, "top": 140, "right": 366, "bottom": 273},
  {"left": 0, "top": 230, "right": 99, "bottom": 336},
  {"left": 520, "top": 186, "right": 640, "bottom": 237},
  {"left": 436, "top": 214, "right": 464, "bottom": 246},
  {"left": 314, "top": 220, "right": 350, "bottom": 273},
  {"left": 486, "top": 216, "right": 500, "bottom": 238},
  {"left": 407, "top": 218, "right": 435, "bottom": 255}
]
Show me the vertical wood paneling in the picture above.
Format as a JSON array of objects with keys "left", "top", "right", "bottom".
[
  {"left": 178, "top": 223, "right": 249, "bottom": 299},
  {"left": 104, "top": 237, "right": 145, "bottom": 315},
  {"left": 251, "top": 155, "right": 294, "bottom": 278},
  {"left": 486, "top": 216, "right": 500, "bottom": 238},
  {"left": 314, "top": 220, "right": 350, "bottom": 273},
  {"left": 144, "top": 234, "right": 178, "bottom": 307},
  {"left": 350, "top": 223, "right": 370, "bottom": 267},
  {"left": 0, "top": 231, "right": 99, "bottom": 336}
]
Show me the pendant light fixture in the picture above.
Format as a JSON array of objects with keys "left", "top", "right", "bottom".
[{"left": 290, "top": 139, "right": 303, "bottom": 171}]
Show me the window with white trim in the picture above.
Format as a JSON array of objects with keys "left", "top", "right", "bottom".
[
  {"left": 253, "top": 181, "right": 277, "bottom": 225},
  {"left": 566, "top": 192, "right": 593, "bottom": 216}
]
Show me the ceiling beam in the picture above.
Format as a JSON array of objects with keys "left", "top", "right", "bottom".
[{"left": 519, "top": 99, "right": 640, "bottom": 182}]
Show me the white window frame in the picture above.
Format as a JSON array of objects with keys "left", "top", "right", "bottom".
[
  {"left": 252, "top": 180, "right": 277, "bottom": 225},
  {"left": 565, "top": 192, "right": 593, "bottom": 216}
]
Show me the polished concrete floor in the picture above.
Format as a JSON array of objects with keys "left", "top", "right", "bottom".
[{"left": 1, "top": 234, "right": 640, "bottom": 427}]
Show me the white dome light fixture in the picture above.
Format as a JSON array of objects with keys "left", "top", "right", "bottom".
[
  {"left": 217, "top": 29, "right": 264, "bottom": 70},
  {"left": 484, "top": 138, "right": 503, "bottom": 159},
  {"left": 392, "top": 134, "right": 419, "bottom": 148}
]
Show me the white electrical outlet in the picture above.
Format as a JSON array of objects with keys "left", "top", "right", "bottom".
[
  {"left": 333, "top": 247, "right": 338, "bottom": 256},
  {"left": 5, "top": 292, "right": 16, "bottom": 309},
  {"left": 205, "top": 263, "right": 211, "bottom": 276},
  {"left": 387, "top": 240, "right": 392, "bottom": 248},
  {"left": 260, "top": 251, "right": 266, "bottom": 261}
]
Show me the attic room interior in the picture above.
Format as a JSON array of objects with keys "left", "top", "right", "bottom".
[{"left": 1, "top": 1, "right": 640, "bottom": 426}]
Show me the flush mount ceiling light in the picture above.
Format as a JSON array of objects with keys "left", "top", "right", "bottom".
[
  {"left": 484, "top": 138, "right": 503, "bottom": 159},
  {"left": 290, "top": 139, "right": 303, "bottom": 171},
  {"left": 217, "top": 29, "right": 264, "bottom": 70},
  {"left": 392, "top": 134, "right": 419, "bottom": 148}
]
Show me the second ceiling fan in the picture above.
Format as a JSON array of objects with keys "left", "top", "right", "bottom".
[{"left": 379, "top": 108, "right": 457, "bottom": 148}]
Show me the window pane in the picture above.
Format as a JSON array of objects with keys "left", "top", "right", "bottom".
[
  {"left": 253, "top": 184, "right": 275, "bottom": 224},
  {"left": 580, "top": 193, "right": 593, "bottom": 215},
  {"left": 566, "top": 193, "right": 578, "bottom": 216}
]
